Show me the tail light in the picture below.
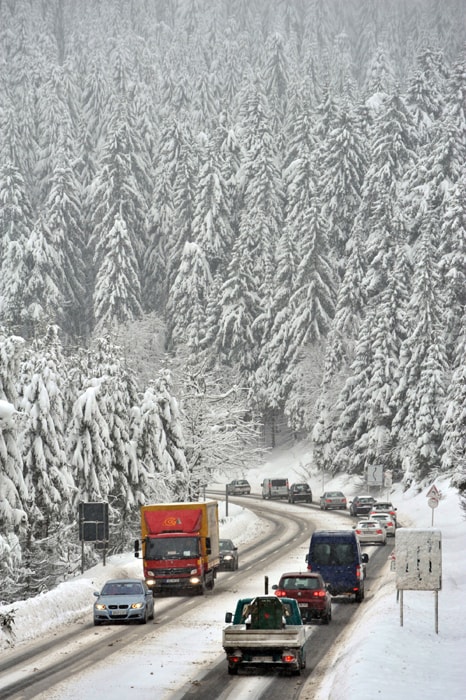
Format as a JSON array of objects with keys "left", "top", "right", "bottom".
[
  {"left": 376, "top": 529, "right": 383, "bottom": 534},
  {"left": 282, "top": 653, "right": 297, "bottom": 664},
  {"left": 356, "top": 564, "right": 362, "bottom": 580},
  {"left": 312, "top": 590, "right": 326, "bottom": 597},
  {"left": 274, "top": 589, "right": 287, "bottom": 598},
  {"left": 355, "top": 529, "right": 362, "bottom": 534}
]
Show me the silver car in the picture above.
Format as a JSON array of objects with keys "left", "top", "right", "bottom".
[
  {"left": 93, "top": 578, "right": 155, "bottom": 625},
  {"left": 319, "top": 491, "right": 347, "bottom": 510},
  {"left": 353, "top": 519, "right": 387, "bottom": 545}
]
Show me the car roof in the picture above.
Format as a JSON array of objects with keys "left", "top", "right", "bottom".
[
  {"left": 103, "top": 578, "right": 144, "bottom": 584},
  {"left": 220, "top": 538, "right": 234, "bottom": 545},
  {"left": 279, "top": 571, "right": 322, "bottom": 578}
]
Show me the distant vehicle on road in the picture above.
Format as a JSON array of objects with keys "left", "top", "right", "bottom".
[
  {"left": 370, "top": 502, "right": 398, "bottom": 523},
  {"left": 261, "top": 478, "right": 289, "bottom": 500},
  {"left": 273, "top": 571, "right": 331, "bottom": 623},
  {"left": 353, "top": 520, "right": 387, "bottom": 546},
  {"left": 369, "top": 512, "right": 396, "bottom": 536},
  {"left": 219, "top": 539, "right": 239, "bottom": 571},
  {"left": 319, "top": 491, "right": 347, "bottom": 510},
  {"left": 93, "top": 579, "right": 154, "bottom": 625},
  {"left": 289, "top": 483, "right": 313, "bottom": 504},
  {"left": 306, "top": 529, "right": 368, "bottom": 602},
  {"left": 226, "top": 479, "right": 251, "bottom": 495},
  {"left": 349, "top": 495, "right": 376, "bottom": 517}
]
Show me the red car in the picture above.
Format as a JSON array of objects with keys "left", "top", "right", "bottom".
[{"left": 273, "top": 571, "right": 332, "bottom": 624}]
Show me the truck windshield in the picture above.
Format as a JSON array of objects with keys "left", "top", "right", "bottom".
[{"left": 146, "top": 536, "right": 199, "bottom": 560}]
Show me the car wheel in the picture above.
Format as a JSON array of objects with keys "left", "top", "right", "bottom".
[
  {"left": 355, "top": 588, "right": 364, "bottom": 603},
  {"left": 321, "top": 612, "right": 330, "bottom": 625},
  {"left": 93, "top": 619, "right": 101, "bottom": 626}
]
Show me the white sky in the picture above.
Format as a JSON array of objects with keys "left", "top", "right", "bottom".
[{"left": 1, "top": 444, "right": 465, "bottom": 700}]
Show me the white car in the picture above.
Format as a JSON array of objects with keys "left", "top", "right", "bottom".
[
  {"left": 353, "top": 519, "right": 387, "bottom": 545},
  {"left": 369, "top": 512, "right": 396, "bottom": 537}
]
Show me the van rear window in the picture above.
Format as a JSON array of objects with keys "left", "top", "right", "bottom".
[
  {"left": 311, "top": 542, "right": 355, "bottom": 565},
  {"left": 271, "top": 479, "right": 287, "bottom": 486}
]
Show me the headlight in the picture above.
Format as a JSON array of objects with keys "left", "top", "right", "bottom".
[
  {"left": 95, "top": 604, "right": 107, "bottom": 611},
  {"left": 224, "top": 555, "right": 233, "bottom": 561},
  {"left": 189, "top": 576, "right": 201, "bottom": 585},
  {"left": 131, "top": 602, "right": 144, "bottom": 609}
]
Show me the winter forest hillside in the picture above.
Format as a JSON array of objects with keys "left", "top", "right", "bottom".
[{"left": 0, "top": 0, "right": 465, "bottom": 602}]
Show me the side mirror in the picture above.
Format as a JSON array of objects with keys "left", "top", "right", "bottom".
[
  {"left": 93, "top": 591, "right": 100, "bottom": 597},
  {"left": 134, "top": 539, "right": 140, "bottom": 558},
  {"left": 305, "top": 554, "right": 309, "bottom": 563},
  {"left": 225, "top": 612, "right": 233, "bottom": 623},
  {"left": 361, "top": 553, "right": 369, "bottom": 563},
  {"left": 271, "top": 584, "right": 278, "bottom": 590}
]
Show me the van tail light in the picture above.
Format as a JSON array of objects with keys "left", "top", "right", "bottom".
[{"left": 356, "top": 564, "right": 362, "bottom": 580}]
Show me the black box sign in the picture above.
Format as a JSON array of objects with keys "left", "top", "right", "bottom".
[{"left": 79, "top": 502, "right": 109, "bottom": 542}]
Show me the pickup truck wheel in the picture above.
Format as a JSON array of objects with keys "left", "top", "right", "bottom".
[{"left": 228, "top": 665, "right": 239, "bottom": 675}]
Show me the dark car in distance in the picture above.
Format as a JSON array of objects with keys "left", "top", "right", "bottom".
[
  {"left": 273, "top": 571, "right": 332, "bottom": 624},
  {"left": 289, "top": 483, "right": 313, "bottom": 504},
  {"left": 218, "top": 539, "right": 239, "bottom": 570},
  {"left": 349, "top": 495, "right": 377, "bottom": 517}
]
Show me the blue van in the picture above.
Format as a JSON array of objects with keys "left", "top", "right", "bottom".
[{"left": 305, "top": 530, "right": 369, "bottom": 602}]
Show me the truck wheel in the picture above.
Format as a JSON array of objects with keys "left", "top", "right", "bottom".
[{"left": 355, "top": 588, "right": 364, "bottom": 603}]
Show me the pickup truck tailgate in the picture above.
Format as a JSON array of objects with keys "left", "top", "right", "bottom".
[{"left": 223, "top": 624, "right": 307, "bottom": 649}]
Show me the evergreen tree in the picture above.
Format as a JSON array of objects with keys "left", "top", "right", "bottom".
[
  {"left": 68, "top": 377, "right": 113, "bottom": 505},
  {"left": 93, "top": 212, "right": 143, "bottom": 333},
  {"left": 320, "top": 100, "right": 368, "bottom": 260},
  {"left": 438, "top": 176, "right": 466, "bottom": 361},
  {"left": 166, "top": 241, "right": 212, "bottom": 355},
  {"left": 20, "top": 213, "right": 63, "bottom": 337},
  {"left": 191, "top": 144, "right": 233, "bottom": 278},
  {"left": 0, "top": 163, "right": 35, "bottom": 335},
  {"left": 442, "top": 324, "right": 466, "bottom": 488},
  {"left": 391, "top": 226, "right": 448, "bottom": 480},
  {"left": 152, "top": 369, "right": 189, "bottom": 501},
  {"left": 19, "top": 330, "right": 73, "bottom": 540},
  {"left": 0, "top": 330, "right": 27, "bottom": 589}
]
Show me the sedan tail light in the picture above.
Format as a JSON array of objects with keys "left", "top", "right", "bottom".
[{"left": 312, "top": 590, "right": 327, "bottom": 597}]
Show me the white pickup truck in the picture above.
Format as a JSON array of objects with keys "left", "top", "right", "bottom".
[{"left": 222, "top": 595, "right": 309, "bottom": 675}]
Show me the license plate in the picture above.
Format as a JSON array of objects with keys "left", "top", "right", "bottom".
[
  {"left": 298, "top": 604, "right": 308, "bottom": 609},
  {"left": 165, "top": 578, "right": 180, "bottom": 583},
  {"left": 111, "top": 610, "right": 126, "bottom": 616}
]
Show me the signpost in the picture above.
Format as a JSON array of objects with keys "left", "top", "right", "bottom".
[
  {"left": 395, "top": 529, "right": 442, "bottom": 634},
  {"left": 426, "top": 484, "right": 441, "bottom": 526}
]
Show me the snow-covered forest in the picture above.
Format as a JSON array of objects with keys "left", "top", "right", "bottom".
[{"left": 0, "top": 0, "right": 465, "bottom": 602}]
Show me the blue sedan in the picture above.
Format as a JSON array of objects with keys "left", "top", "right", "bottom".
[{"left": 93, "top": 578, "right": 155, "bottom": 625}]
